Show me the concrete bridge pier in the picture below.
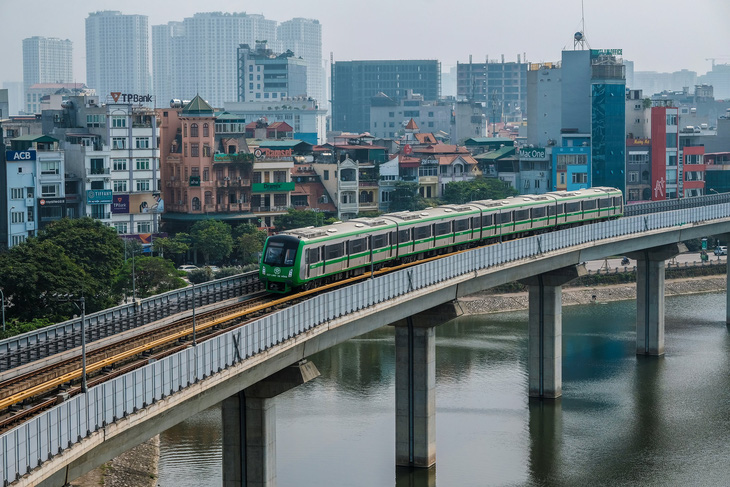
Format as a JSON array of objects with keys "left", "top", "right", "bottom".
[
  {"left": 391, "top": 302, "right": 463, "bottom": 468},
  {"left": 629, "top": 243, "right": 683, "bottom": 356},
  {"left": 221, "top": 361, "right": 320, "bottom": 487},
  {"left": 519, "top": 266, "right": 585, "bottom": 399}
]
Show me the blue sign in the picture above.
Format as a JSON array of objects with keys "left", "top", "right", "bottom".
[
  {"left": 5, "top": 150, "right": 36, "bottom": 162},
  {"left": 86, "top": 190, "right": 113, "bottom": 204},
  {"left": 112, "top": 194, "right": 129, "bottom": 214}
]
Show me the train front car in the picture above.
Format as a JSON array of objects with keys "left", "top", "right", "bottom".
[{"left": 259, "top": 234, "right": 303, "bottom": 293}]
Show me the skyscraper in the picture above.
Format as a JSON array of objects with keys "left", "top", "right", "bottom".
[
  {"left": 331, "top": 60, "right": 441, "bottom": 133},
  {"left": 152, "top": 21, "right": 184, "bottom": 107},
  {"left": 86, "top": 11, "right": 150, "bottom": 103},
  {"left": 22, "top": 36, "right": 73, "bottom": 113},
  {"left": 277, "top": 18, "right": 324, "bottom": 107},
  {"left": 154, "top": 12, "right": 277, "bottom": 107}
]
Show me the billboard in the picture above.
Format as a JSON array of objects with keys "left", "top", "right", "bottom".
[
  {"left": 6, "top": 150, "right": 36, "bottom": 162},
  {"left": 112, "top": 193, "right": 164, "bottom": 214},
  {"left": 86, "top": 189, "right": 113, "bottom": 204}
]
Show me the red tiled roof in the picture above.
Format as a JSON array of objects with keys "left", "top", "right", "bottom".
[
  {"left": 334, "top": 144, "right": 387, "bottom": 150},
  {"left": 405, "top": 118, "right": 419, "bottom": 130},
  {"left": 414, "top": 133, "right": 437, "bottom": 144}
]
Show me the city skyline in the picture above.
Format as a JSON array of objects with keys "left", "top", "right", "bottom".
[{"left": 1, "top": 0, "right": 728, "bottom": 88}]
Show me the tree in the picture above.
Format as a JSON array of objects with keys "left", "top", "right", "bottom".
[
  {"left": 234, "top": 223, "right": 268, "bottom": 264},
  {"left": 275, "top": 208, "right": 324, "bottom": 232},
  {"left": 389, "top": 182, "right": 427, "bottom": 212},
  {"left": 153, "top": 235, "right": 190, "bottom": 264},
  {"left": 441, "top": 178, "right": 518, "bottom": 204},
  {"left": 37, "top": 217, "right": 124, "bottom": 312},
  {"left": 113, "top": 256, "right": 187, "bottom": 299},
  {"left": 0, "top": 239, "right": 88, "bottom": 321},
  {"left": 190, "top": 220, "right": 233, "bottom": 264}
]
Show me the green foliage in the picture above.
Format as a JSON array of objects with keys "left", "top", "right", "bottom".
[
  {"left": 0, "top": 318, "right": 54, "bottom": 340},
  {"left": 113, "top": 256, "right": 187, "bottom": 299},
  {"left": 389, "top": 182, "right": 427, "bottom": 212},
  {"left": 357, "top": 210, "right": 382, "bottom": 218},
  {"left": 275, "top": 208, "right": 325, "bottom": 231},
  {"left": 188, "top": 267, "right": 214, "bottom": 284},
  {"left": 152, "top": 235, "right": 190, "bottom": 263},
  {"left": 190, "top": 220, "right": 233, "bottom": 264},
  {"left": 0, "top": 239, "right": 88, "bottom": 321},
  {"left": 233, "top": 223, "right": 268, "bottom": 264},
  {"left": 441, "top": 178, "right": 518, "bottom": 204},
  {"left": 213, "top": 266, "right": 243, "bottom": 279},
  {"left": 642, "top": 97, "right": 652, "bottom": 109}
]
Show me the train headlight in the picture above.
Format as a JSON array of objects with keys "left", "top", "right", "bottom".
[
  {"left": 262, "top": 267, "right": 266, "bottom": 275},
  {"left": 288, "top": 269, "right": 293, "bottom": 277}
]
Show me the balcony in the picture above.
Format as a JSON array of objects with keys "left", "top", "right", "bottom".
[
  {"left": 88, "top": 168, "right": 110, "bottom": 176},
  {"left": 204, "top": 204, "right": 216, "bottom": 212},
  {"left": 251, "top": 206, "right": 289, "bottom": 214},
  {"left": 216, "top": 203, "right": 251, "bottom": 212},
  {"left": 359, "top": 180, "right": 378, "bottom": 189},
  {"left": 216, "top": 179, "right": 251, "bottom": 188}
]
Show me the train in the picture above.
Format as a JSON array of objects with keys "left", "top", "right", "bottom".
[{"left": 259, "top": 187, "right": 624, "bottom": 293}]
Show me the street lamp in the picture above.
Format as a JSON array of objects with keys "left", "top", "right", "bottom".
[
  {"left": 191, "top": 281, "right": 197, "bottom": 346},
  {"left": 0, "top": 288, "right": 6, "bottom": 333},
  {"left": 79, "top": 297, "right": 87, "bottom": 392},
  {"left": 709, "top": 188, "right": 719, "bottom": 195},
  {"left": 8, "top": 206, "right": 15, "bottom": 248}
]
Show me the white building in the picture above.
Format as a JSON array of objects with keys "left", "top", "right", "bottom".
[
  {"left": 224, "top": 98, "right": 327, "bottom": 145},
  {"left": 277, "top": 18, "right": 324, "bottom": 109},
  {"left": 22, "top": 37, "right": 73, "bottom": 114},
  {"left": 86, "top": 11, "right": 150, "bottom": 103},
  {"left": 156, "top": 12, "right": 277, "bottom": 108},
  {"left": 378, "top": 156, "right": 400, "bottom": 211}
]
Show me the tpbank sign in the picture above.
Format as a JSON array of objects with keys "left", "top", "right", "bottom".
[{"left": 5, "top": 150, "right": 36, "bottom": 162}]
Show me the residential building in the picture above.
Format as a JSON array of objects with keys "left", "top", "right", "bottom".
[
  {"left": 331, "top": 60, "right": 441, "bottom": 133},
  {"left": 526, "top": 62, "right": 561, "bottom": 147},
  {"left": 312, "top": 156, "right": 359, "bottom": 220},
  {"left": 705, "top": 152, "right": 730, "bottom": 193},
  {"left": 223, "top": 98, "right": 327, "bottom": 145},
  {"left": 2, "top": 82, "right": 24, "bottom": 116},
  {"left": 157, "top": 12, "right": 277, "bottom": 107},
  {"left": 25, "top": 83, "right": 92, "bottom": 114},
  {"left": 552, "top": 133, "right": 591, "bottom": 191},
  {"left": 456, "top": 57, "right": 528, "bottom": 123},
  {"left": 452, "top": 101, "right": 487, "bottom": 143},
  {"left": 650, "top": 104, "right": 679, "bottom": 200},
  {"left": 86, "top": 11, "right": 150, "bottom": 103},
  {"left": 626, "top": 138, "right": 651, "bottom": 202},
  {"left": 277, "top": 18, "right": 324, "bottom": 108},
  {"left": 625, "top": 89, "right": 651, "bottom": 139},
  {"left": 0, "top": 90, "right": 8, "bottom": 119},
  {"left": 369, "top": 91, "right": 452, "bottom": 140},
  {"left": 237, "top": 41, "right": 307, "bottom": 103},
  {"left": 378, "top": 156, "right": 400, "bottom": 211},
  {"left": 518, "top": 146, "right": 551, "bottom": 194},
  {"left": 22, "top": 36, "right": 73, "bottom": 114}
]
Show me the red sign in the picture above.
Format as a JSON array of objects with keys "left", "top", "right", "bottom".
[
  {"left": 404, "top": 144, "right": 413, "bottom": 155},
  {"left": 254, "top": 148, "right": 293, "bottom": 159}
]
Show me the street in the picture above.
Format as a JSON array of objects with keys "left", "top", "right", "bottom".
[{"left": 584, "top": 252, "right": 726, "bottom": 272}]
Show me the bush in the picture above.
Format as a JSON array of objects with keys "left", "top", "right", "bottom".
[{"left": 188, "top": 268, "right": 214, "bottom": 284}]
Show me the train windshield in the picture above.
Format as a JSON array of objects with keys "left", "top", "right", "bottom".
[{"left": 263, "top": 240, "right": 298, "bottom": 266}]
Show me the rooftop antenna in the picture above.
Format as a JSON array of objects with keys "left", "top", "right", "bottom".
[{"left": 573, "top": 0, "right": 589, "bottom": 50}]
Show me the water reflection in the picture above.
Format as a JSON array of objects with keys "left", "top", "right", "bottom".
[{"left": 158, "top": 293, "right": 730, "bottom": 487}]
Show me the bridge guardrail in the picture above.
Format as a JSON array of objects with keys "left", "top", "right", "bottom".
[{"left": 3, "top": 203, "right": 730, "bottom": 485}]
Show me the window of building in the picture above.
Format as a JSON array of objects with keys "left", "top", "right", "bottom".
[
  {"left": 389, "top": 112, "right": 394, "bottom": 118},
  {"left": 113, "top": 159, "right": 127, "bottom": 171},
  {"left": 274, "top": 171, "right": 287, "bottom": 183},
  {"left": 136, "top": 158, "right": 150, "bottom": 170},
  {"left": 274, "top": 194, "right": 287, "bottom": 206},
  {"left": 203, "top": 168, "right": 210, "bottom": 181},
  {"left": 191, "top": 143, "right": 199, "bottom": 157},
  {"left": 668, "top": 155, "right": 677, "bottom": 166},
  {"left": 114, "top": 222, "right": 128, "bottom": 234},
  {"left": 11, "top": 211, "right": 25, "bottom": 224},
  {"left": 628, "top": 171, "right": 639, "bottom": 182},
  {"left": 41, "top": 160, "right": 60, "bottom": 174},
  {"left": 183, "top": 124, "right": 187, "bottom": 137},
  {"left": 559, "top": 173, "right": 566, "bottom": 185},
  {"left": 203, "top": 123, "right": 209, "bottom": 137},
  {"left": 112, "top": 115, "right": 126, "bottom": 128},
  {"left": 324, "top": 170, "right": 329, "bottom": 181},
  {"left": 192, "top": 197, "right": 201, "bottom": 210},
  {"left": 90, "top": 180, "right": 104, "bottom": 190},
  {"left": 253, "top": 172, "right": 262, "bottom": 184},
  {"left": 11, "top": 235, "right": 26, "bottom": 246},
  {"left": 135, "top": 137, "right": 150, "bottom": 149},
  {"left": 11, "top": 188, "right": 23, "bottom": 199},
  {"left": 89, "top": 158, "right": 105, "bottom": 175},
  {"left": 136, "top": 180, "right": 151, "bottom": 192},
  {"left": 113, "top": 180, "right": 128, "bottom": 192},
  {"left": 190, "top": 123, "right": 199, "bottom": 137},
  {"left": 41, "top": 184, "right": 59, "bottom": 197},
  {"left": 203, "top": 144, "right": 211, "bottom": 157},
  {"left": 572, "top": 172, "right": 587, "bottom": 184},
  {"left": 86, "top": 114, "right": 103, "bottom": 127},
  {"left": 112, "top": 137, "right": 126, "bottom": 150},
  {"left": 666, "top": 114, "right": 677, "bottom": 125},
  {"left": 191, "top": 167, "right": 200, "bottom": 179},
  {"left": 666, "top": 133, "right": 677, "bottom": 148},
  {"left": 137, "top": 221, "right": 151, "bottom": 233}
]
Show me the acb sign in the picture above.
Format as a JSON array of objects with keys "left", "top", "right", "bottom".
[{"left": 5, "top": 150, "right": 37, "bottom": 162}]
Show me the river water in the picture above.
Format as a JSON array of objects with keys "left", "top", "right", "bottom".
[{"left": 157, "top": 292, "right": 730, "bottom": 486}]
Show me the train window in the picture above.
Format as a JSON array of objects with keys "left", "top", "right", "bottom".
[
  {"left": 613, "top": 197, "right": 622, "bottom": 207},
  {"left": 373, "top": 234, "right": 388, "bottom": 249},
  {"left": 498, "top": 212, "right": 512, "bottom": 224},
  {"left": 349, "top": 238, "right": 367, "bottom": 254},
  {"left": 566, "top": 202, "right": 581, "bottom": 213},
  {"left": 515, "top": 209, "right": 529, "bottom": 222},
  {"left": 306, "top": 247, "right": 320, "bottom": 263},
  {"left": 532, "top": 207, "right": 546, "bottom": 218},
  {"left": 435, "top": 222, "right": 451, "bottom": 236},
  {"left": 599, "top": 198, "right": 611, "bottom": 209},
  {"left": 263, "top": 241, "right": 299, "bottom": 266},
  {"left": 325, "top": 243, "right": 344, "bottom": 260},
  {"left": 472, "top": 216, "right": 481, "bottom": 229},
  {"left": 398, "top": 229, "right": 411, "bottom": 242},
  {"left": 414, "top": 226, "right": 431, "bottom": 239},
  {"left": 454, "top": 219, "right": 469, "bottom": 232},
  {"left": 482, "top": 214, "right": 494, "bottom": 227},
  {"left": 556, "top": 204, "right": 565, "bottom": 215},
  {"left": 583, "top": 200, "right": 597, "bottom": 210},
  {"left": 548, "top": 205, "right": 557, "bottom": 216}
]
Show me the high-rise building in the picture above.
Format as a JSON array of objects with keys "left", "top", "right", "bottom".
[
  {"left": 152, "top": 21, "right": 184, "bottom": 108},
  {"left": 456, "top": 57, "right": 528, "bottom": 122},
  {"left": 277, "top": 18, "right": 324, "bottom": 107},
  {"left": 331, "top": 60, "right": 441, "bottom": 134},
  {"left": 237, "top": 41, "right": 307, "bottom": 102},
  {"left": 85, "top": 11, "right": 150, "bottom": 103},
  {"left": 526, "top": 62, "right": 562, "bottom": 147},
  {"left": 22, "top": 36, "right": 73, "bottom": 113},
  {"left": 154, "top": 13, "right": 276, "bottom": 108}
]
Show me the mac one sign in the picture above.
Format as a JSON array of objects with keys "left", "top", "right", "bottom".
[{"left": 5, "top": 150, "right": 36, "bottom": 162}]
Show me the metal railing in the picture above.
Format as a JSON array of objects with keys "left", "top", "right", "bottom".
[{"left": 2, "top": 202, "right": 730, "bottom": 484}]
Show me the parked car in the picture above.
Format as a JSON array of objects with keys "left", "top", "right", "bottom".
[
  {"left": 206, "top": 265, "right": 220, "bottom": 273},
  {"left": 178, "top": 265, "right": 199, "bottom": 273},
  {"left": 713, "top": 246, "right": 727, "bottom": 256}
]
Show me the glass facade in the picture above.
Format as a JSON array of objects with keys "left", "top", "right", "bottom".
[{"left": 591, "top": 83, "right": 626, "bottom": 194}]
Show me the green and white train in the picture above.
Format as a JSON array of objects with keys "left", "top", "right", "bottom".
[{"left": 259, "top": 187, "right": 623, "bottom": 293}]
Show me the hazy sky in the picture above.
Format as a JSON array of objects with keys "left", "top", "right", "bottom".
[{"left": 1, "top": 0, "right": 729, "bottom": 84}]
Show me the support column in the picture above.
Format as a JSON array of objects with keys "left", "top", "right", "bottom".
[
  {"left": 628, "top": 243, "right": 683, "bottom": 356},
  {"left": 519, "top": 265, "right": 585, "bottom": 399},
  {"left": 222, "top": 361, "right": 320, "bottom": 487},
  {"left": 391, "top": 302, "right": 463, "bottom": 468}
]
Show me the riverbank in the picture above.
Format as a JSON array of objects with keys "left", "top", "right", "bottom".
[
  {"left": 459, "top": 275, "right": 726, "bottom": 315},
  {"left": 70, "top": 435, "right": 159, "bottom": 487}
]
